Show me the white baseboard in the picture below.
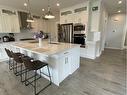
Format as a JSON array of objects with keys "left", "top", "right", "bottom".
[
  {"left": 105, "top": 47, "right": 122, "bottom": 50},
  {"left": 80, "top": 54, "right": 96, "bottom": 59}
]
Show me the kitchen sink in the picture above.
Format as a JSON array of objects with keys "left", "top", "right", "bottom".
[
  {"left": 29, "top": 41, "right": 38, "bottom": 43},
  {"left": 50, "top": 42, "right": 60, "bottom": 45}
]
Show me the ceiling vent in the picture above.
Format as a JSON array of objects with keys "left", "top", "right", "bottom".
[
  {"left": 61, "top": 11, "right": 72, "bottom": 16},
  {"left": 74, "top": 7, "right": 87, "bottom": 13}
]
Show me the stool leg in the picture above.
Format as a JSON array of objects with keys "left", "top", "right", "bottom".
[
  {"left": 8, "top": 58, "right": 11, "bottom": 70},
  {"left": 15, "top": 62, "right": 18, "bottom": 76},
  {"left": 47, "top": 65, "right": 52, "bottom": 84},
  {"left": 13, "top": 61, "right": 16, "bottom": 74},
  {"left": 34, "top": 70, "right": 37, "bottom": 95},
  {"left": 25, "top": 69, "right": 28, "bottom": 86},
  {"left": 20, "top": 64, "right": 23, "bottom": 82}
]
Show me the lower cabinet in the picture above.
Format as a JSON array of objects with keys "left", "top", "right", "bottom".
[
  {"left": 59, "top": 53, "right": 71, "bottom": 82},
  {"left": 58, "top": 47, "right": 80, "bottom": 83}
]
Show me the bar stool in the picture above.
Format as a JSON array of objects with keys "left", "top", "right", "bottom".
[
  {"left": 11, "top": 51, "right": 33, "bottom": 82},
  {"left": 5, "top": 48, "right": 22, "bottom": 70},
  {"left": 21, "top": 57, "right": 52, "bottom": 95}
]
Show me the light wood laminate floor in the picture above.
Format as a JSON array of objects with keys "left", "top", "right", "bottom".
[{"left": 0, "top": 49, "right": 126, "bottom": 95}]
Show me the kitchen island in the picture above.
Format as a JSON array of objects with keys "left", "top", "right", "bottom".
[{"left": 12, "top": 41, "right": 80, "bottom": 86}]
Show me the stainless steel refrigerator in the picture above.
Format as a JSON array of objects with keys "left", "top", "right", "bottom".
[{"left": 58, "top": 23, "right": 73, "bottom": 43}]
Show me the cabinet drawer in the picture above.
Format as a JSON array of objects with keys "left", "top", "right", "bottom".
[{"left": 59, "top": 50, "right": 71, "bottom": 57}]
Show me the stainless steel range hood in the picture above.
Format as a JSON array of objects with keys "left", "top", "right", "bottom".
[{"left": 18, "top": 11, "right": 29, "bottom": 29}]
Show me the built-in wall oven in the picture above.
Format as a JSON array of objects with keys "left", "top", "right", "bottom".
[
  {"left": 73, "top": 23, "right": 86, "bottom": 47},
  {"left": 74, "top": 34, "right": 86, "bottom": 46}
]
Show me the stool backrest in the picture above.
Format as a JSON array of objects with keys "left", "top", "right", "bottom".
[
  {"left": 11, "top": 51, "right": 22, "bottom": 63},
  {"left": 5, "top": 48, "right": 13, "bottom": 58},
  {"left": 21, "top": 57, "right": 32, "bottom": 69}
]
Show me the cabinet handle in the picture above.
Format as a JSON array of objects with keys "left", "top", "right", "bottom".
[
  {"left": 65, "top": 57, "right": 68, "bottom": 64},
  {"left": 66, "top": 58, "right": 68, "bottom": 63},
  {"left": 65, "top": 58, "right": 67, "bottom": 64},
  {"left": 64, "top": 52, "right": 69, "bottom": 54}
]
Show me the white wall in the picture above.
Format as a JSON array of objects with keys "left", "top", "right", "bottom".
[
  {"left": 99, "top": 1, "right": 108, "bottom": 51},
  {"left": 105, "top": 13, "right": 126, "bottom": 49}
]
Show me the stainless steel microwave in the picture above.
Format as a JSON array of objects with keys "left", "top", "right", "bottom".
[{"left": 74, "top": 24, "right": 85, "bottom": 31}]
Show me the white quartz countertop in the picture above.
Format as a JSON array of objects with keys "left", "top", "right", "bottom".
[{"left": 12, "top": 41, "right": 80, "bottom": 57}]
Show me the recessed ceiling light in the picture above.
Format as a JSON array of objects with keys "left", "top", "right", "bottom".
[
  {"left": 56, "top": 3, "right": 60, "bottom": 6},
  {"left": 42, "top": 9, "right": 45, "bottom": 11},
  {"left": 118, "top": 0, "right": 122, "bottom": 4},
  {"left": 118, "top": 10, "right": 121, "bottom": 13},
  {"left": 24, "top": 3, "right": 27, "bottom": 6}
]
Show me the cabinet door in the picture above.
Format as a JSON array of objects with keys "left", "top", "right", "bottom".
[
  {"left": 0, "top": 15, "right": 2, "bottom": 32},
  {"left": 1, "top": 12, "right": 20, "bottom": 33},
  {"left": 63, "top": 56, "right": 70, "bottom": 79},
  {"left": 59, "top": 53, "right": 70, "bottom": 82},
  {"left": 60, "top": 14, "right": 73, "bottom": 24},
  {"left": 1, "top": 13, "right": 11, "bottom": 33},
  {"left": 60, "top": 15, "right": 66, "bottom": 24},
  {"left": 70, "top": 47, "right": 80, "bottom": 73},
  {"left": 10, "top": 15, "right": 20, "bottom": 33}
]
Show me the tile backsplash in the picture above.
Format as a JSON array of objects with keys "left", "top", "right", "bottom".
[{"left": 0, "top": 31, "right": 34, "bottom": 41}]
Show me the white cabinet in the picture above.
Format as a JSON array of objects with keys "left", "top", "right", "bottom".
[
  {"left": 1, "top": 13, "right": 11, "bottom": 33},
  {"left": 0, "top": 9, "right": 20, "bottom": 33},
  {"left": 58, "top": 51, "right": 71, "bottom": 82},
  {"left": 60, "top": 14, "right": 73, "bottom": 24},
  {"left": 70, "top": 47, "right": 80, "bottom": 73},
  {"left": 58, "top": 46, "right": 80, "bottom": 83},
  {"left": 73, "top": 11, "right": 88, "bottom": 24},
  {"left": 0, "top": 13, "right": 2, "bottom": 32},
  {"left": 10, "top": 14, "right": 20, "bottom": 33}
]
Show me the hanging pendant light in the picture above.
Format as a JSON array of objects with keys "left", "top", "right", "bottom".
[
  {"left": 44, "top": 0, "right": 55, "bottom": 19},
  {"left": 26, "top": 0, "right": 34, "bottom": 22}
]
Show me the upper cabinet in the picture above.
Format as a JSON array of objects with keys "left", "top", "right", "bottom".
[
  {"left": 60, "top": 2, "right": 89, "bottom": 25},
  {"left": 0, "top": 8, "right": 20, "bottom": 33}
]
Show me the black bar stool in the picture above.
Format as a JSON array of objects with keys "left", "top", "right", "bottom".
[
  {"left": 5, "top": 48, "right": 23, "bottom": 70},
  {"left": 21, "top": 57, "right": 52, "bottom": 95},
  {"left": 11, "top": 51, "right": 33, "bottom": 82}
]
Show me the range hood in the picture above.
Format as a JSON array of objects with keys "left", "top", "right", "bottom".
[{"left": 18, "top": 11, "right": 29, "bottom": 29}]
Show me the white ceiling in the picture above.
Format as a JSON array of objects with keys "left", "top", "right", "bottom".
[
  {"left": 103, "top": 0, "right": 126, "bottom": 14},
  {"left": 0, "top": 0, "right": 126, "bottom": 15}
]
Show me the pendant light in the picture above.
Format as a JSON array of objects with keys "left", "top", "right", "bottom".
[
  {"left": 26, "top": 0, "right": 34, "bottom": 22},
  {"left": 44, "top": 0, "right": 55, "bottom": 19}
]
